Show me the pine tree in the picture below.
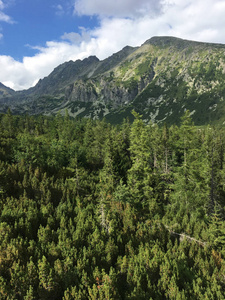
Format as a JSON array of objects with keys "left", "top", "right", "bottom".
[
  {"left": 24, "top": 285, "right": 35, "bottom": 300},
  {"left": 127, "top": 111, "right": 153, "bottom": 208}
]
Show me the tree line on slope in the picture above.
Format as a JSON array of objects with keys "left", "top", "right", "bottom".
[{"left": 0, "top": 109, "right": 225, "bottom": 299}]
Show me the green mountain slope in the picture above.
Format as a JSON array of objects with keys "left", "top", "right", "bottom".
[
  {"left": 1, "top": 36, "right": 225, "bottom": 125},
  {"left": 0, "top": 82, "right": 15, "bottom": 99}
]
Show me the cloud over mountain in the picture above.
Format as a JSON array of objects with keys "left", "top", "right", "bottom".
[{"left": 1, "top": 0, "right": 225, "bottom": 90}]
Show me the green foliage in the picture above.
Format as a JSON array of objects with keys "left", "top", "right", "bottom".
[{"left": 0, "top": 112, "right": 225, "bottom": 299}]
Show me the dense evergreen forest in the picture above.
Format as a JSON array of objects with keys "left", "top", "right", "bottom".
[{"left": 1, "top": 109, "right": 225, "bottom": 299}]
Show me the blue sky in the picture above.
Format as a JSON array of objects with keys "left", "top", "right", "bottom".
[
  {"left": 0, "top": 0, "right": 99, "bottom": 60},
  {"left": 0, "top": 0, "right": 225, "bottom": 90}
]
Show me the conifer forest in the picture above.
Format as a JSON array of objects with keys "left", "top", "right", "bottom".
[{"left": 1, "top": 110, "right": 225, "bottom": 299}]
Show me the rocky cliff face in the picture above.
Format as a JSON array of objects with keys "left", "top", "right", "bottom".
[
  {"left": 0, "top": 83, "right": 15, "bottom": 99},
  {"left": 1, "top": 36, "right": 225, "bottom": 125}
]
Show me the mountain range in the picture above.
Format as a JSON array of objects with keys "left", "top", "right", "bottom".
[{"left": 1, "top": 36, "right": 225, "bottom": 125}]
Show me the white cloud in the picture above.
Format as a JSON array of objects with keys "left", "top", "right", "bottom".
[
  {"left": 0, "top": 11, "right": 13, "bottom": 23},
  {"left": 74, "top": 0, "right": 164, "bottom": 18},
  {"left": 0, "top": 1, "right": 14, "bottom": 23},
  {"left": 61, "top": 27, "right": 91, "bottom": 44},
  {"left": 161, "top": 0, "right": 225, "bottom": 43},
  {"left": 0, "top": 1, "right": 4, "bottom": 10},
  {"left": 1, "top": 0, "right": 225, "bottom": 90},
  {"left": 54, "top": 4, "right": 65, "bottom": 16}
]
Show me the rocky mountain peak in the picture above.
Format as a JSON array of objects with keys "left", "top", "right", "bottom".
[
  {"left": 143, "top": 36, "right": 225, "bottom": 50},
  {"left": 0, "top": 82, "right": 15, "bottom": 100},
  {"left": 1, "top": 36, "right": 225, "bottom": 125}
]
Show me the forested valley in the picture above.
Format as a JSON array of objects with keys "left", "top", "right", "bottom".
[{"left": 1, "top": 110, "right": 225, "bottom": 299}]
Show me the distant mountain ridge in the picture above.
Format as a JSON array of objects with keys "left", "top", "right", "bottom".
[{"left": 1, "top": 36, "right": 225, "bottom": 125}]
